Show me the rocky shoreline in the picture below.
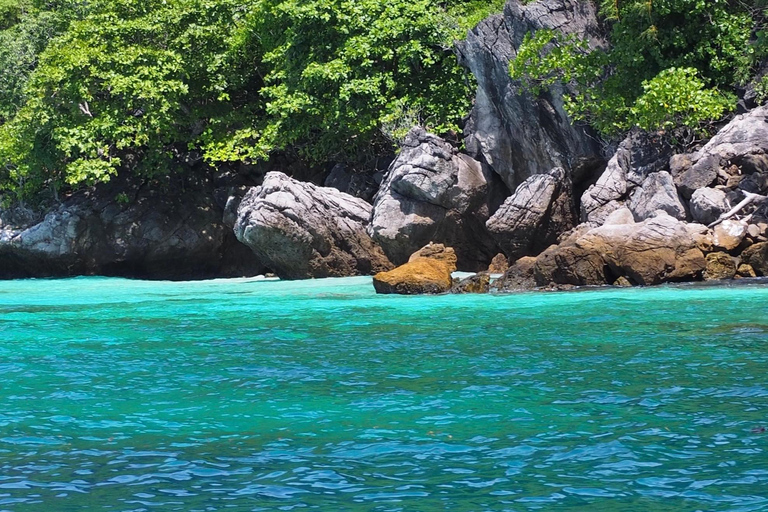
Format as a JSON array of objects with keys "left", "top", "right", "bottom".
[{"left": 3, "top": 0, "right": 768, "bottom": 291}]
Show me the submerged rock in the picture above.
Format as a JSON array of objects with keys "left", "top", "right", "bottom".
[
  {"left": 490, "top": 256, "right": 537, "bottom": 292},
  {"left": 451, "top": 272, "right": 491, "bottom": 294},
  {"left": 369, "top": 128, "right": 501, "bottom": 270},
  {"left": 235, "top": 171, "right": 392, "bottom": 279}
]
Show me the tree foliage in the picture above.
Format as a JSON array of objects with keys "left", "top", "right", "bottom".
[
  {"left": 510, "top": 0, "right": 764, "bottom": 139},
  {"left": 0, "top": 0, "right": 486, "bottom": 202}
]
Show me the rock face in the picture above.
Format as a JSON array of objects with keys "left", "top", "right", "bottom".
[
  {"left": 486, "top": 167, "right": 577, "bottom": 261},
  {"left": 534, "top": 212, "right": 707, "bottom": 286},
  {"left": 369, "top": 128, "right": 501, "bottom": 270},
  {"left": 741, "top": 242, "right": 768, "bottom": 275},
  {"left": 581, "top": 131, "right": 672, "bottom": 224},
  {"left": 235, "top": 171, "right": 392, "bottom": 279},
  {"left": 690, "top": 188, "right": 730, "bottom": 225},
  {"left": 372, "top": 244, "right": 457, "bottom": 294},
  {"left": 627, "top": 171, "right": 687, "bottom": 221},
  {"left": 490, "top": 256, "right": 537, "bottom": 292},
  {"left": 673, "top": 105, "right": 768, "bottom": 197},
  {"left": 456, "top": 0, "right": 606, "bottom": 189},
  {"left": 704, "top": 252, "right": 737, "bottom": 280},
  {"left": 0, "top": 176, "right": 259, "bottom": 279},
  {"left": 451, "top": 272, "right": 491, "bottom": 294}
]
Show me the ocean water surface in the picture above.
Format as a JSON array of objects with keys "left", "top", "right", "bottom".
[{"left": 1, "top": 276, "right": 767, "bottom": 511}]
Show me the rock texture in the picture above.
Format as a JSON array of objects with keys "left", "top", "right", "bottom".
[
  {"left": 369, "top": 128, "right": 501, "bottom": 270},
  {"left": 534, "top": 213, "right": 708, "bottom": 286},
  {"left": 704, "top": 252, "right": 737, "bottom": 280},
  {"left": 689, "top": 188, "right": 730, "bottom": 225},
  {"left": 235, "top": 171, "right": 392, "bottom": 279},
  {"left": 486, "top": 167, "right": 577, "bottom": 261},
  {"left": 451, "top": 272, "right": 491, "bottom": 294},
  {"left": 673, "top": 105, "right": 768, "bottom": 197},
  {"left": 627, "top": 171, "right": 686, "bottom": 221},
  {"left": 490, "top": 256, "right": 537, "bottom": 292},
  {"left": 0, "top": 176, "right": 259, "bottom": 279},
  {"left": 372, "top": 244, "right": 457, "bottom": 295},
  {"left": 581, "top": 131, "right": 672, "bottom": 224},
  {"left": 455, "top": 0, "right": 605, "bottom": 189}
]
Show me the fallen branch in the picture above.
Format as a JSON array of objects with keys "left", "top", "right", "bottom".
[{"left": 708, "top": 191, "right": 768, "bottom": 228}]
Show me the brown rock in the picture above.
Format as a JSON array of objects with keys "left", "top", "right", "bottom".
[
  {"left": 408, "top": 243, "right": 458, "bottom": 273},
  {"left": 741, "top": 242, "right": 768, "bottom": 275},
  {"left": 372, "top": 258, "right": 453, "bottom": 295},
  {"left": 613, "top": 276, "right": 633, "bottom": 287},
  {"left": 534, "top": 213, "right": 706, "bottom": 286},
  {"left": 491, "top": 256, "right": 538, "bottom": 292},
  {"left": 713, "top": 220, "right": 748, "bottom": 251},
  {"left": 451, "top": 272, "right": 491, "bottom": 294},
  {"left": 737, "top": 263, "right": 757, "bottom": 278},
  {"left": 487, "top": 253, "right": 510, "bottom": 274},
  {"left": 703, "top": 252, "right": 737, "bottom": 280}
]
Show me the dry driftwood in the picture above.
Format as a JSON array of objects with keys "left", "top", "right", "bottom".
[{"left": 708, "top": 192, "right": 768, "bottom": 228}]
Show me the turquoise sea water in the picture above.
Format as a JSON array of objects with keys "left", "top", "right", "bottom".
[{"left": 1, "top": 276, "right": 767, "bottom": 511}]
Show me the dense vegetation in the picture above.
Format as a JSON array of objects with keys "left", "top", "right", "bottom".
[
  {"left": 0, "top": 0, "right": 500, "bottom": 203},
  {"left": 511, "top": 0, "right": 768, "bottom": 140},
  {"left": 0, "top": 0, "right": 767, "bottom": 204}
]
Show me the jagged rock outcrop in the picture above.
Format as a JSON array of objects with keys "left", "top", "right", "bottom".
[
  {"left": 235, "top": 171, "right": 392, "bottom": 280},
  {"left": 689, "top": 188, "right": 730, "bottom": 225},
  {"left": 369, "top": 127, "right": 502, "bottom": 270},
  {"left": 627, "top": 171, "right": 687, "bottom": 221},
  {"left": 581, "top": 130, "right": 672, "bottom": 224},
  {"left": 534, "top": 212, "right": 709, "bottom": 286},
  {"left": 672, "top": 105, "right": 768, "bottom": 198},
  {"left": 490, "top": 256, "right": 537, "bottom": 292},
  {"left": 451, "top": 272, "right": 491, "bottom": 294},
  {"left": 486, "top": 167, "right": 577, "bottom": 261},
  {"left": 456, "top": 0, "right": 606, "bottom": 189},
  {"left": 372, "top": 244, "right": 456, "bottom": 295},
  {"left": 0, "top": 175, "right": 259, "bottom": 279}
]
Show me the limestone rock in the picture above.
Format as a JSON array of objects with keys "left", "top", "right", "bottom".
[
  {"left": 455, "top": 0, "right": 605, "bottom": 189},
  {"left": 0, "top": 175, "right": 259, "bottom": 279},
  {"left": 704, "top": 252, "right": 737, "bottom": 280},
  {"left": 737, "top": 263, "right": 757, "bottom": 278},
  {"left": 486, "top": 167, "right": 577, "bottom": 260},
  {"left": 627, "top": 171, "right": 687, "bottom": 221},
  {"left": 408, "top": 243, "right": 458, "bottom": 272},
  {"left": 490, "top": 256, "right": 537, "bottom": 292},
  {"left": 369, "top": 127, "right": 501, "bottom": 270},
  {"left": 487, "top": 253, "right": 510, "bottom": 274},
  {"left": 581, "top": 131, "right": 672, "bottom": 224},
  {"left": 741, "top": 242, "right": 768, "bottom": 275},
  {"left": 689, "top": 188, "right": 730, "bottom": 225},
  {"left": 603, "top": 207, "right": 636, "bottom": 226},
  {"left": 451, "top": 272, "right": 491, "bottom": 294},
  {"left": 676, "top": 105, "right": 768, "bottom": 197},
  {"left": 372, "top": 258, "right": 453, "bottom": 295},
  {"left": 713, "top": 220, "right": 748, "bottom": 251},
  {"left": 534, "top": 213, "right": 706, "bottom": 286},
  {"left": 235, "top": 171, "right": 392, "bottom": 279}
]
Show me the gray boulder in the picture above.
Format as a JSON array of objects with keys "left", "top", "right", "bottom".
[
  {"left": 235, "top": 171, "right": 392, "bottom": 280},
  {"left": 581, "top": 130, "right": 672, "bottom": 224},
  {"left": 486, "top": 167, "right": 577, "bottom": 260},
  {"left": 368, "top": 127, "right": 501, "bottom": 270},
  {"left": 675, "top": 105, "right": 768, "bottom": 197},
  {"left": 689, "top": 188, "right": 730, "bottom": 225},
  {"left": 455, "top": 0, "right": 605, "bottom": 190},
  {"left": 627, "top": 171, "right": 687, "bottom": 221}
]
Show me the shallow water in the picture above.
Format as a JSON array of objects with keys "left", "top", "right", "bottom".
[{"left": 1, "top": 276, "right": 767, "bottom": 511}]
